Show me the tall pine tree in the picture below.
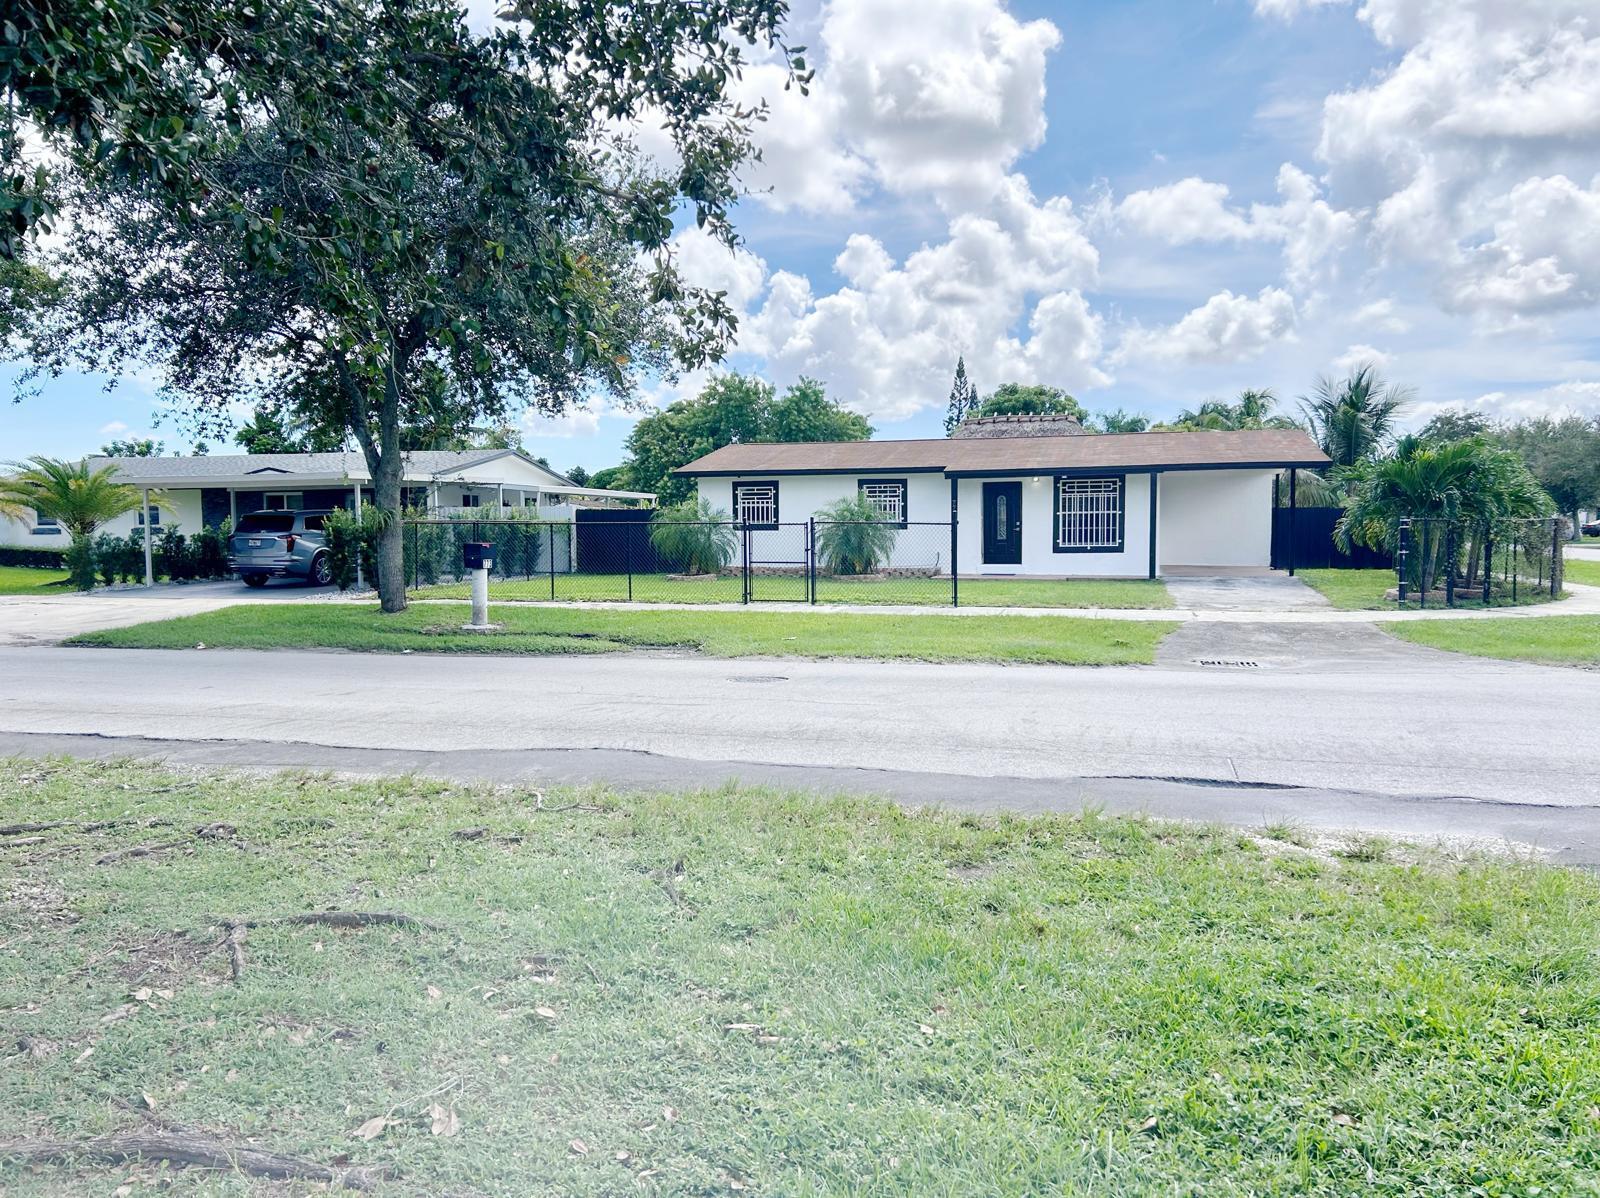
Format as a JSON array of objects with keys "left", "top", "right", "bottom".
[{"left": 944, "top": 356, "right": 980, "bottom": 435}]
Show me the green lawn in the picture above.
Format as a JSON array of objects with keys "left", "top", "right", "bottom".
[
  {"left": 412, "top": 572, "right": 1174, "bottom": 610},
  {"left": 3, "top": 759, "right": 1597, "bottom": 1196},
  {"left": 1384, "top": 614, "right": 1600, "bottom": 666},
  {"left": 1296, "top": 568, "right": 1396, "bottom": 610},
  {"left": 0, "top": 565, "right": 70, "bottom": 595},
  {"left": 67, "top": 601, "right": 1178, "bottom": 665},
  {"left": 1564, "top": 557, "right": 1600, "bottom": 587}
]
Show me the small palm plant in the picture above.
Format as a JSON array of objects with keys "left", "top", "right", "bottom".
[
  {"left": 650, "top": 498, "right": 737, "bottom": 575},
  {"left": 816, "top": 493, "right": 898, "bottom": 575},
  {"left": 0, "top": 457, "right": 151, "bottom": 590}
]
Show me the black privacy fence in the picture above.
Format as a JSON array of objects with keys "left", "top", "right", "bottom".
[
  {"left": 404, "top": 518, "right": 961, "bottom": 606},
  {"left": 1395, "top": 516, "right": 1565, "bottom": 608}
]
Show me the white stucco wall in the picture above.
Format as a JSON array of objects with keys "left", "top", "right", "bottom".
[
  {"left": 1157, "top": 469, "right": 1274, "bottom": 569},
  {"left": 952, "top": 474, "right": 1155, "bottom": 577},
  {"left": 695, "top": 473, "right": 952, "bottom": 572},
  {"left": 2, "top": 490, "right": 208, "bottom": 549}
]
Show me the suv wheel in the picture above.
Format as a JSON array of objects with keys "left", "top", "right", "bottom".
[
  {"left": 309, "top": 553, "right": 333, "bottom": 587},
  {"left": 242, "top": 573, "right": 268, "bottom": 589}
]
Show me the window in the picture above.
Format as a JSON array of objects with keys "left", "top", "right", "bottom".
[
  {"left": 137, "top": 506, "right": 163, "bottom": 527},
  {"left": 732, "top": 480, "right": 779, "bottom": 528},
  {"left": 459, "top": 493, "right": 482, "bottom": 508},
  {"left": 31, "top": 514, "right": 60, "bottom": 536},
  {"left": 236, "top": 512, "right": 296, "bottom": 534},
  {"left": 301, "top": 514, "right": 326, "bottom": 532},
  {"left": 857, "top": 478, "right": 908, "bottom": 527},
  {"left": 262, "top": 492, "right": 303, "bottom": 511},
  {"left": 1054, "top": 476, "right": 1124, "bottom": 552}
]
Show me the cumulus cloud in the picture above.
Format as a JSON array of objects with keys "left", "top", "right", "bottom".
[
  {"left": 738, "top": 0, "right": 1060, "bottom": 213},
  {"left": 1411, "top": 379, "right": 1600, "bottom": 425},
  {"left": 1331, "top": 343, "right": 1393, "bottom": 372},
  {"left": 1310, "top": 0, "right": 1600, "bottom": 313},
  {"left": 1115, "top": 288, "right": 1298, "bottom": 365},
  {"left": 736, "top": 175, "right": 1107, "bottom": 420},
  {"left": 1114, "top": 165, "right": 1357, "bottom": 291}
]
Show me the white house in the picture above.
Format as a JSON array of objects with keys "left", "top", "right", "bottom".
[
  {"left": 676, "top": 416, "right": 1330, "bottom": 578},
  {"left": 1, "top": 449, "right": 654, "bottom": 548}
]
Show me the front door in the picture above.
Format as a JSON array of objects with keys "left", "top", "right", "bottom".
[{"left": 981, "top": 481, "right": 1023, "bottom": 565}]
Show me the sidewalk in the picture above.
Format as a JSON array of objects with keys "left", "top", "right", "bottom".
[{"left": 407, "top": 581, "right": 1600, "bottom": 624}]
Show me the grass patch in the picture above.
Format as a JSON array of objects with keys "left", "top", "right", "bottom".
[
  {"left": 0, "top": 565, "right": 71, "bottom": 595},
  {"left": 412, "top": 572, "right": 1174, "bottom": 610},
  {"left": 1563, "top": 557, "right": 1600, "bottom": 587},
  {"left": 1296, "top": 568, "right": 1395, "bottom": 610},
  {"left": 3, "top": 759, "right": 1598, "bottom": 1195},
  {"left": 1383, "top": 614, "right": 1600, "bottom": 666},
  {"left": 1302, "top": 566, "right": 1566, "bottom": 611},
  {"left": 66, "top": 601, "right": 1177, "bottom": 666}
]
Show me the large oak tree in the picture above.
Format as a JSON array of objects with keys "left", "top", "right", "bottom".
[{"left": 12, "top": 0, "right": 806, "bottom": 610}]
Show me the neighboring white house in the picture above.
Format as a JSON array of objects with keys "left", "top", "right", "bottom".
[
  {"left": 676, "top": 416, "right": 1330, "bottom": 578},
  {"left": 1, "top": 449, "right": 655, "bottom": 548}
]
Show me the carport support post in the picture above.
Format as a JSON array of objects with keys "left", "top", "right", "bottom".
[
  {"left": 1147, "top": 471, "right": 1159, "bottom": 580},
  {"left": 142, "top": 488, "right": 154, "bottom": 586},
  {"left": 1286, "top": 469, "right": 1297, "bottom": 577},
  {"left": 949, "top": 477, "right": 959, "bottom": 608},
  {"left": 352, "top": 482, "right": 364, "bottom": 591}
]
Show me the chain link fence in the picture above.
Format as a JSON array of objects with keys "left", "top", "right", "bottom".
[
  {"left": 1396, "top": 516, "right": 1566, "bottom": 608},
  {"left": 405, "top": 517, "right": 962, "bottom": 606}
]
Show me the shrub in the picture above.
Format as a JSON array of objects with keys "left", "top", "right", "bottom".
[
  {"left": 65, "top": 536, "right": 97, "bottom": 591},
  {"left": 815, "top": 494, "right": 899, "bottom": 575},
  {"left": 0, "top": 545, "right": 67, "bottom": 569},
  {"left": 650, "top": 499, "right": 736, "bottom": 575},
  {"left": 191, "top": 523, "right": 231, "bottom": 579}
]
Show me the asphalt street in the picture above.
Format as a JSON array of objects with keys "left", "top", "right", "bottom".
[{"left": 0, "top": 641, "right": 1594, "bottom": 862}]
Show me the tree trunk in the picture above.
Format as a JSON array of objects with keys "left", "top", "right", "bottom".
[{"left": 340, "top": 337, "right": 411, "bottom": 614}]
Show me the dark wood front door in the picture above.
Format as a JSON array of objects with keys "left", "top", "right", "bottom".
[{"left": 981, "top": 481, "right": 1023, "bottom": 565}]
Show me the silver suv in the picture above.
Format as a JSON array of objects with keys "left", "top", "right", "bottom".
[{"left": 228, "top": 510, "right": 335, "bottom": 588}]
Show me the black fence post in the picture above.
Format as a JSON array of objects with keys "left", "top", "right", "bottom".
[
  {"left": 1396, "top": 519, "right": 1410, "bottom": 605},
  {"left": 741, "top": 524, "right": 751, "bottom": 604},
  {"left": 410, "top": 523, "right": 418, "bottom": 591},
  {"left": 546, "top": 523, "right": 555, "bottom": 600},
  {"left": 1482, "top": 525, "right": 1492, "bottom": 605},
  {"left": 808, "top": 517, "right": 817, "bottom": 604},
  {"left": 1444, "top": 522, "right": 1456, "bottom": 608},
  {"left": 625, "top": 521, "right": 634, "bottom": 603},
  {"left": 1551, "top": 519, "right": 1562, "bottom": 597},
  {"left": 949, "top": 478, "right": 959, "bottom": 609},
  {"left": 1286, "top": 468, "right": 1297, "bottom": 577}
]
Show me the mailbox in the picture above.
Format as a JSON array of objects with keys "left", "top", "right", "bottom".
[{"left": 462, "top": 541, "right": 495, "bottom": 572}]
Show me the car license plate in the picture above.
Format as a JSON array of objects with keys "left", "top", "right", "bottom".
[{"left": 248, "top": 539, "right": 263, "bottom": 547}]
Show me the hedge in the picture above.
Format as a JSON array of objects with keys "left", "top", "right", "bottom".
[{"left": 0, "top": 545, "right": 68, "bottom": 569}]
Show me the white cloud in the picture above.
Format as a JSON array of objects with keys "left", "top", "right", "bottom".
[
  {"left": 1252, "top": 0, "right": 1347, "bottom": 17},
  {"left": 737, "top": 0, "right": 1060, "bottom": 213},
  {"left": 1353, "top": 298, "right": 1411, "bottom": 334},
  {"left": 737, "top": 175, "right": 1107, "bottom": 420},
  {"left": 1113, "top": 165, "right": 1357, "bottom": 291},
  {"left": 1117, "top": 178, "right": 1257, "bottom": 244},
  {"left": 98, "top": 420, "right": 129, "bottom": 435},
  {"left": 669, "top": 227, "right": 769, "bottom": 314},
  {"left": 1115, "top": 288, "right": 1298, "bottom": 365},
  {"left": 1331, "top": 343, "right": 1393, "bottom": 372},
  {"left": 1414, "top": 379, "right": 1600, "bottom": 424},
  {"left": 1311, "top": 0, "right": 1600, "bottom": 314}
]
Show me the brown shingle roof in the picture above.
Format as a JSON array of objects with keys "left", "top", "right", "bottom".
[{"left": 675, "top": 428, "right": 1330, "bottom": 476}]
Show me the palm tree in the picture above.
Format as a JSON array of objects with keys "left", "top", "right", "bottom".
[
  {"left": 0, "top": 457, "right": 151, "bottom": 590},
  {"left": 649, "top": 497, "right": 737, "bottom": 576},
  {"left": 1336, "top": 437, "right": 1551, "bottom": 592},
  {"left": 815, "top": 494, "right": 899, "bottom": 575},
  {"left": 1168, "top": 388, "right": 1300, "bottom": 431},
  {"left": 1299, "top": 364, "right": 1413, "bottom": 467}
]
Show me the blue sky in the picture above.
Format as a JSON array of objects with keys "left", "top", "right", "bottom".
[{"left": 6, "top": 0, "right": 1599, "bottom": 477}]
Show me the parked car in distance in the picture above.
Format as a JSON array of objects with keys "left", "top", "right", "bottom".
[
  {"left": 1582, "top": 519, "right": 1600, "bottom": 537},
  {"left": 228, "top": 510, "right": 335, "bottom": 587}
]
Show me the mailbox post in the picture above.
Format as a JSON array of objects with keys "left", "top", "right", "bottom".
[{"left": 462, "top": 542, "right": 495, "bottom": 631}]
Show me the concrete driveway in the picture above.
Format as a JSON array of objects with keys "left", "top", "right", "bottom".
[
  {"left": 1162, "top": 571, "right": 1332, "bottom": 611},
  {"left": 0, "top": 579, "right": 336, "bottom": 646}
]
